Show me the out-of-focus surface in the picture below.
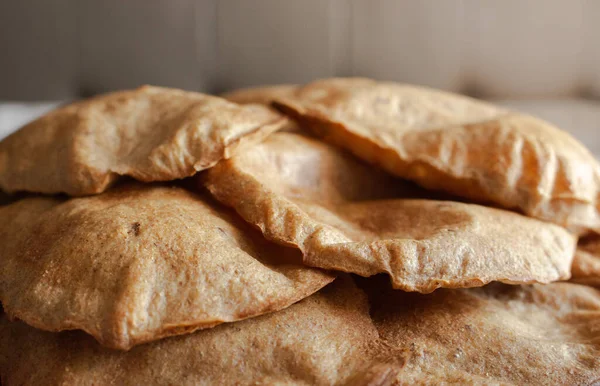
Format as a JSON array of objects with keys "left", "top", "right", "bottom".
[
  {"left": 0, "top": 0, "right": 599, "bottom": 100},
  {"left": 0, "top": 103, "right": 60, "bottom": 140},
  {"left": 1, "top": 99, "right": 599, "bottom": 160}
]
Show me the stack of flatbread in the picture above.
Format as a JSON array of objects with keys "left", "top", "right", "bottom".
[{"left": 1, "top": 79, "right": 599, "bottom": 385}]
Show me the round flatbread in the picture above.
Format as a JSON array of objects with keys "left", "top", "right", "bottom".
[
  {"left": 0, "top": 277, "right": 376, "bottom": 386},
  {"left": 273, "top": 77, "right": 600, "bottom": 235},
  {"left": 204, "top": 132, "right": 575, "bottom": 293},
  {"left": 358, "top": 277, "right": 600, "bottom": 385},
  {"left": 572, "top": 237, "right": 600, "bottom": 287},
  {"left": 2, "top": 277, "right": 599, "bottom": 385},
  {"left": 0, "top": 183, "right": 333, "bottom": 350},
  {"left": 0, "top": 86, "right": 286, "bottom": 196}
]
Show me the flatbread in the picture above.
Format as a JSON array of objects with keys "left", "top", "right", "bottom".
[
  {"left": 2, "top": 277, "right": 599, "bottom": 385},
  {"left": 221, "top": 84, "right": 298, "bottom": 105},
  {"left": 572, "top": 237, "right": 600, "bottom": 287},
  {"left": 274, "top": 77, "right": 600, "bottom": 235},
  {"left": 358, "top": 276, "right": 600, "bottom": 385},
  {"left": 204, "top": 132, "right": 575, "bottom": 293},
  {"left": 0, "top": 86, "right": 286, "bottom": 196},
  {"left": 0, "top": 277, "right": 376, "bottom": 386},
  {"left": 0, "top": 183, "right": 333, "bottom": 350}
]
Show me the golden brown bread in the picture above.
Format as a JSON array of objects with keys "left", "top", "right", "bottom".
[
  {"left": 0, "top": 183, "right": 333, "bottom": 350},
  {"left": 360, "top": 276, "right": 600, "bottom": 385},
  {"left": 1, "top": 79, "right": 597, "bottom": 385},
  {"left": 0, "top": 86, "right": 286, "bottom": 196},
  {"left": 274, "top": 77, "right": 600, "bottom": 235},
  {"left": 0, "top": 277, "right": 376, "bottom": 386},
  {"left": 2, "top": 276, "right": 599, "bottom": 385},
  {"left": 204, "top": 132, "right": 576, "bottom": 293}
]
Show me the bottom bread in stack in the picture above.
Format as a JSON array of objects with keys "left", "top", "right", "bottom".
[
  {"left": 2, "top": 276, "right": 599, "bottom": 384},
  {"left": 1, "top": 79, "right": 600, "bottom": 385}
]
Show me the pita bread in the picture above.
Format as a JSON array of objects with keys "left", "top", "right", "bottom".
[
  {"left": 205, "top": 132, "right": 575, "bottom": 293},
  {"left": 572, "top": 237, "right": 600, "bottom": 287},
  {"left": 274, "top": 77, "right": 600, "bottom": 235},
  {"left": 2, "top": 277, "right": 599, "bottom": 385},
  {"left": 0, "top": 183, "right": 333, "bottom": 350},
  {"left": 221, "top": 84, "right": 298, "bottom": 105},
  {"left": 358, "top": 276, "right": 600, "bottom": 385},
  {"left": 0, "top": 277, "right": 376, "bottom": 386},
  {"left": 0, "top": 86, "right": 286, "bottom": 196}
]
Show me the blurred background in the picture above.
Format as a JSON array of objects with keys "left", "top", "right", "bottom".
[{"left": 0, "top": 0, "right": 599, "bottom": 155}]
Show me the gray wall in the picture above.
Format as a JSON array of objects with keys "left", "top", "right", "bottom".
[{"left": 1, "top": 0, "right": 599, "bottom": 100}]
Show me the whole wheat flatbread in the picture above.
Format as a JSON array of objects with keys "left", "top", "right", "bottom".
[
  {"left": 0, "top": 183, "right": 333, "bottom": 350},
  {"left": 274, "top": 78, "right": 600, "bottom": 235},
  {"left": 0, "top": 277, "right": 375, "bottom": 386},
  {"left": 2, "top": 277, "right": 599, "bottom": 385},
  {"left": 0, "top": 86, "right": 286, "bottom": 196},
  {"left": 572, "top": 237, "right": 600, "bottom": 287},
  {"left": 358, "top": 276, "right": 600, "bottom": 385},
  {"left": 204, "top": 132, "right": 575, "bottom": 293}
]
